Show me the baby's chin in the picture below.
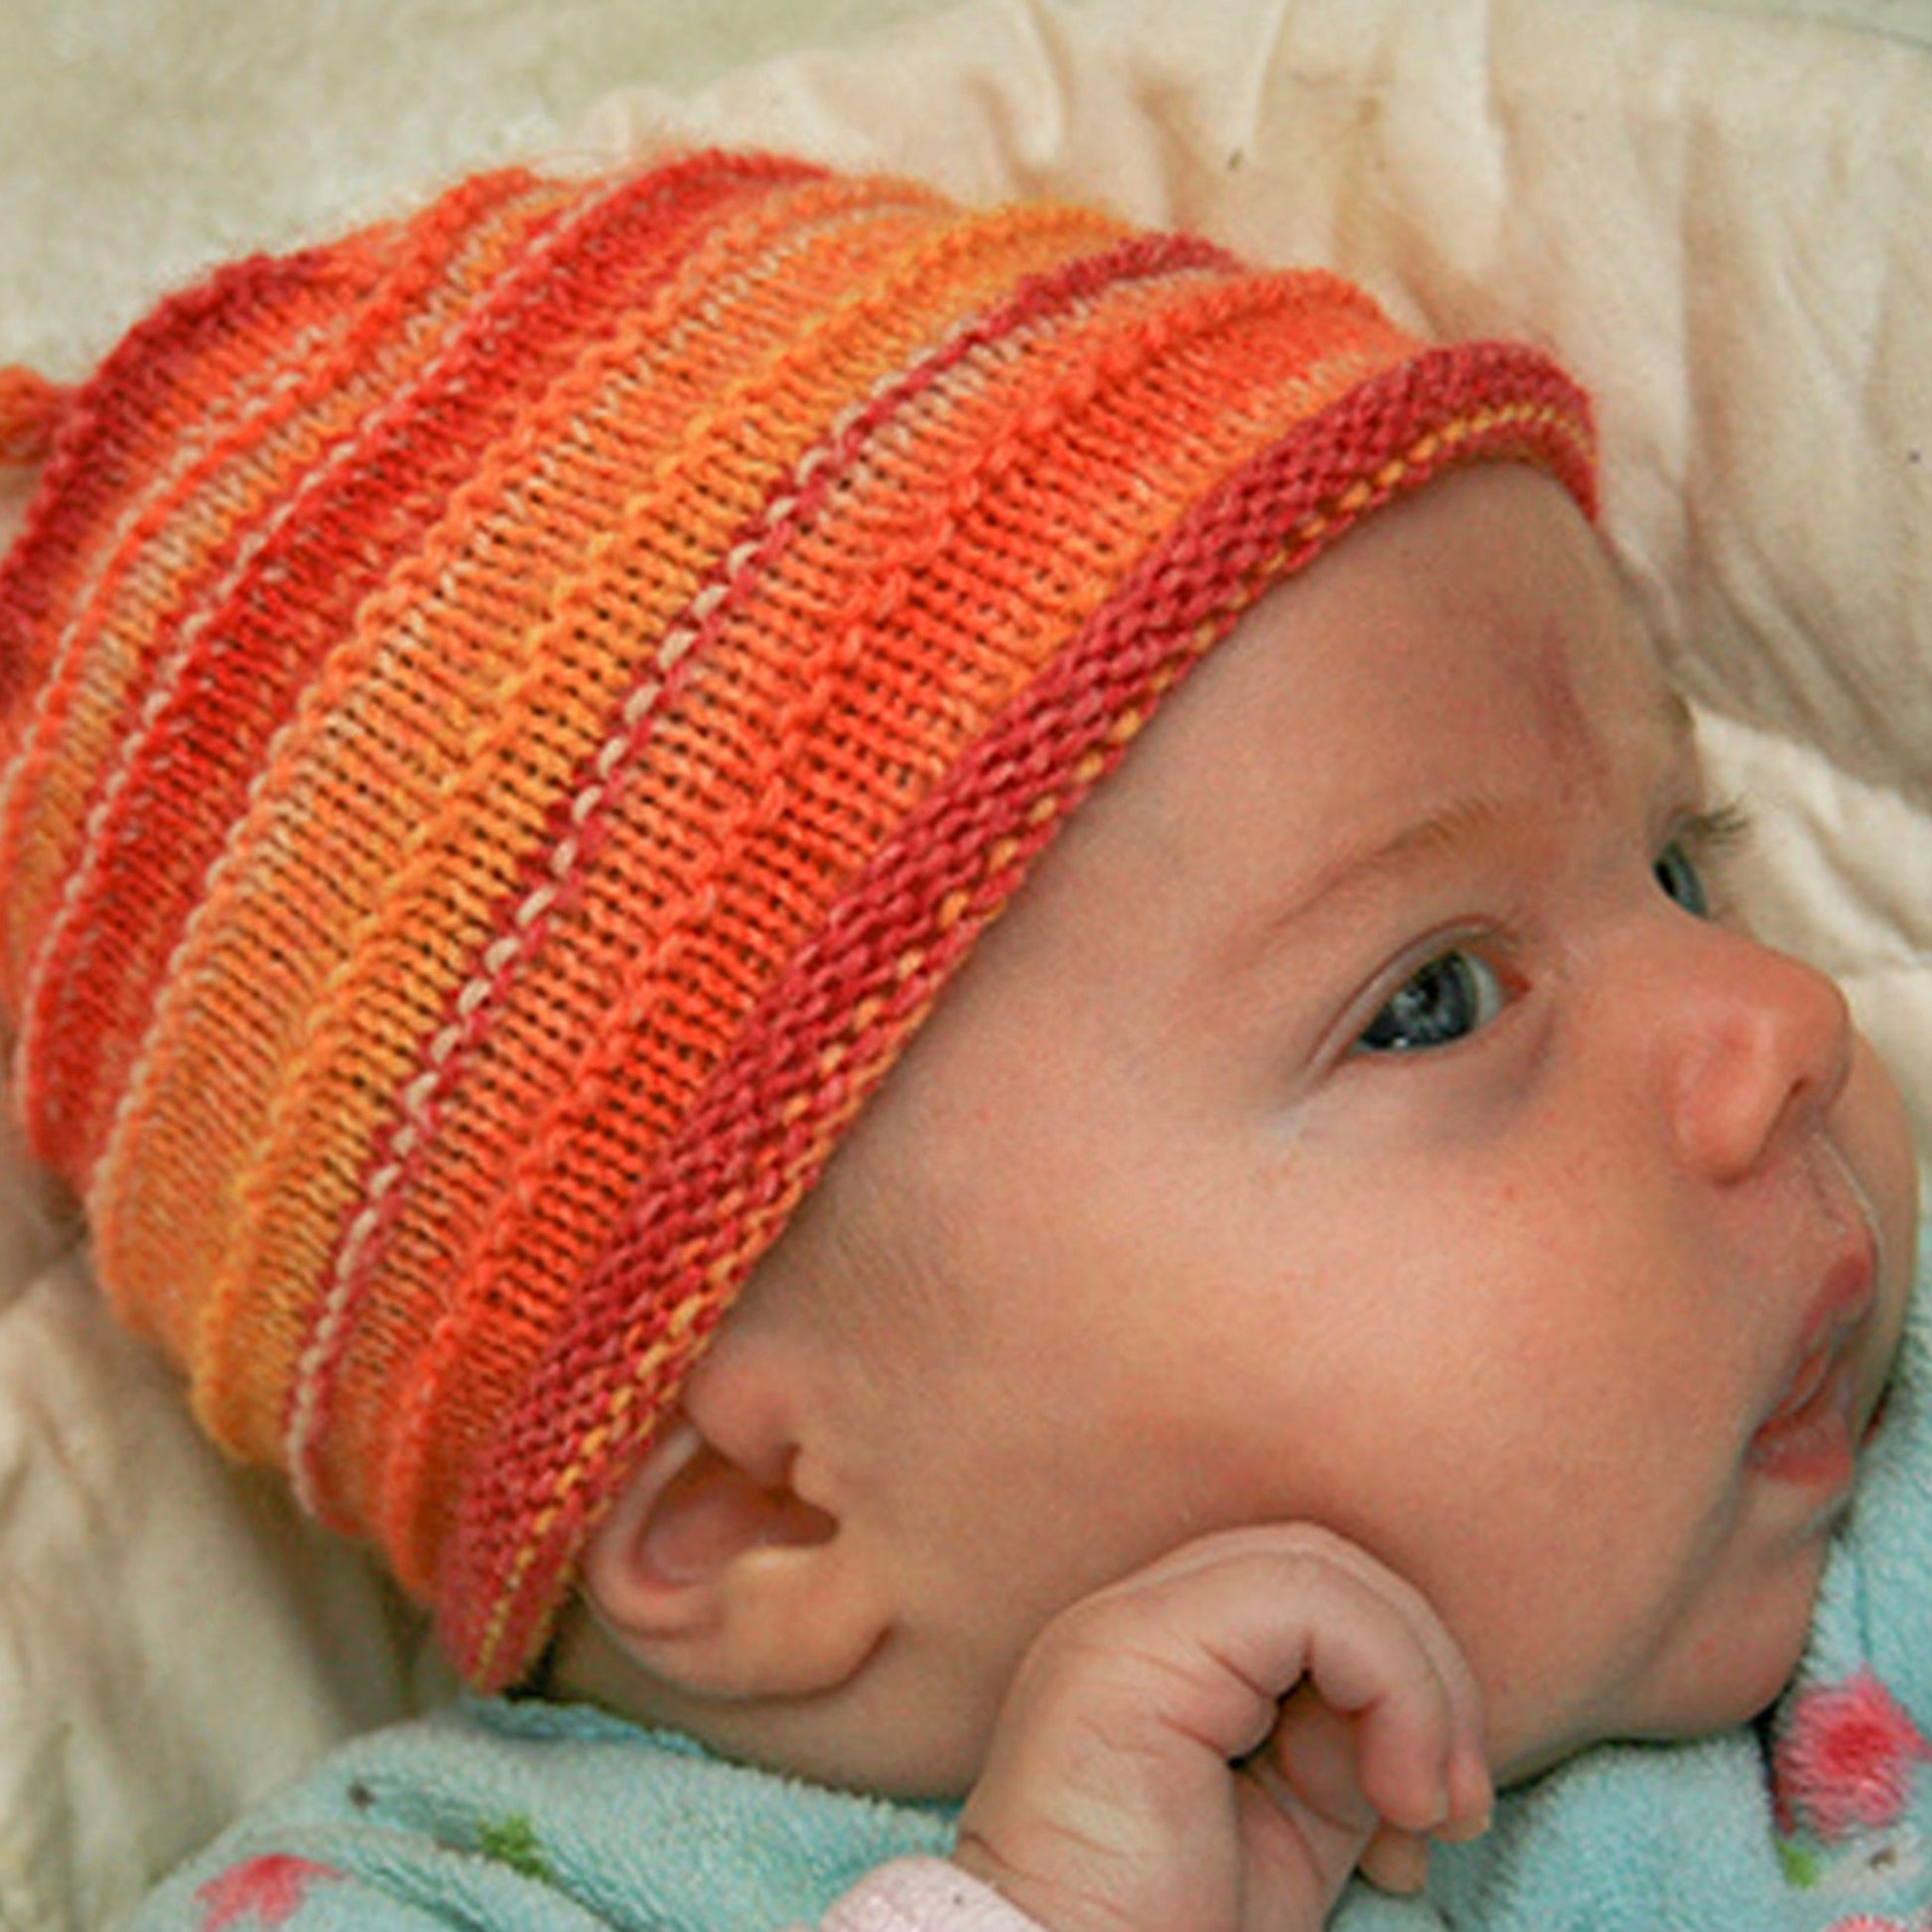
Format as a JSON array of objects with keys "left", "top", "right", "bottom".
[
  {"left": 1499, "top": 1556, "right": 1830, "bottom": 1789},
  {"left": 1658, "top": 1597, "right": 1827, "bottom": 1744}
]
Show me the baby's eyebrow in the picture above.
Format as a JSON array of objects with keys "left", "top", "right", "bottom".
[
  {"left": 1223, "top": 682, "right": 1698, "bottom": 982},
  {"left": 1307, "top": 795, "right": 1516, "bottom": 913},
  {"left": 1227, "top": 792, "right": 1519, "bottom": 973}
]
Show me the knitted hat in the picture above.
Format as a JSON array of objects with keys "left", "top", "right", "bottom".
[{"left": 0, "top": 150, "right": 1593, "bottom": 1689}]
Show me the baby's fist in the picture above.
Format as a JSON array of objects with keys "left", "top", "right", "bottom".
[{"left": 952, "top": 1524, "right": 1490, "bottom": 1931}]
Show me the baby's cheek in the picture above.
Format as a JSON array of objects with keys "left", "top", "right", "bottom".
[{"left": 1414, "top": 1467, "right": 1788, "bottom": 1782}]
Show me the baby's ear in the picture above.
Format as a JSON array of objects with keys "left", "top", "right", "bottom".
[{"left": 580, "top": 1379, "right": 892, "bottom": 1703}]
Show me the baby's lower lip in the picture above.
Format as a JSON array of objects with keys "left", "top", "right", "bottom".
[{"left": 1747, "top": 1350, "right": 1859, "bottom": 1489}]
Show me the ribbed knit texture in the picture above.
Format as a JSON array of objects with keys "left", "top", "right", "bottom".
[{"left": 0, "top": 151, "right": 1594, "bottom": 1688}]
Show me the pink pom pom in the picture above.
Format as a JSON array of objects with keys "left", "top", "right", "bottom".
[{"left": 1774, "top": 1671, "right": 1932, "bottom": 1843}]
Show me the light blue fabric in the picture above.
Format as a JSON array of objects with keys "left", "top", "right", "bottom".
[
  {"left": 125, "top": 1699, "right": 952, "bottom": 1931},
  {"left": 134, "top": 1232, "right": 1931, "bottom": 1931}
]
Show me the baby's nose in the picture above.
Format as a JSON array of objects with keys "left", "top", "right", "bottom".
[{"left": 1660, "top": 926, "right": 1854, "bottom": 1184}]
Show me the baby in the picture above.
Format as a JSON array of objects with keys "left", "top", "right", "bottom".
[{"left": 0, "top": 150, "right": 1921, "bottom": 1931}]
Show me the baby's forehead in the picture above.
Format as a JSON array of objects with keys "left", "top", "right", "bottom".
[{"left": 1106, "top": 465, "right": 1674, "bottom": 818}]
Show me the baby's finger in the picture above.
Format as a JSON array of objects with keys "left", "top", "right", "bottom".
[
  {"left": 1267, "top": 1687, "right": 1382, "bottom": 1833},
  {"left": 1335, "top": 1621, "right": 1491, "bottom": 1844},
  {"left": 1264, "top": 1562, "right": 1486, "bottom": 1838},
  {"left": 1076, "top": 1524, "right": 1480, "bottom": 1779},
  {"left": 1153, "top": 1524, "right": 1487, "bottom": 1781},
  {"left": 1358, "top": 1824, "right": 1433, "bottom": 1895}
]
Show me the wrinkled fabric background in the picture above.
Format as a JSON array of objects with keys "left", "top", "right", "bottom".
[{"left": 1, "top": 2, "right": 1927, "bottom": 1926}]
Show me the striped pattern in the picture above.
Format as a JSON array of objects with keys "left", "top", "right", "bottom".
[{"left": 0, "top": 151, "right": 1593, "bottom": 1689}]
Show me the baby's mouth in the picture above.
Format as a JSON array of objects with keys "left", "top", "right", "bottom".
[{"left": 1746, "top": 1243, "right": 1878, "bottom": 1490}]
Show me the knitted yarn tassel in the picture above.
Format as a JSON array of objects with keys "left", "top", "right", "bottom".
[{"left": 0, "top": 368, "right": 70, "bottom": 468}]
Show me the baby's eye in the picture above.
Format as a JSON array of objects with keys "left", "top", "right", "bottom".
[
  {"left": 1652, "top": 838, "right": 1711, "bottom": 917},
  {"left": 1653, "top": 804, "right": 1749, "bottom": 919},
  {"left": 1355, "top": 950, "right": 1508, "bottom": 1055}
]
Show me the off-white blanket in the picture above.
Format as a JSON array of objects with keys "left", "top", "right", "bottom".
[{"left": 1, "top": 2, "right": 1926, "bottom": 1925}]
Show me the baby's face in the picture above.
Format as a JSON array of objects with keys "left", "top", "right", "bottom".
[{"left": 763, "top": 464, "right": 1919, "bottom": 1790}]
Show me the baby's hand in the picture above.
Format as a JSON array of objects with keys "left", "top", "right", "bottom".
[{"left": 951, "top": 1525, "right": 1491, "bottom": 1932}]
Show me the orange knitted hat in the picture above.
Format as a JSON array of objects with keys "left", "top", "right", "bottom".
[{"left": 0, "top": 151, "right": 1592, "bottom": 1688}]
